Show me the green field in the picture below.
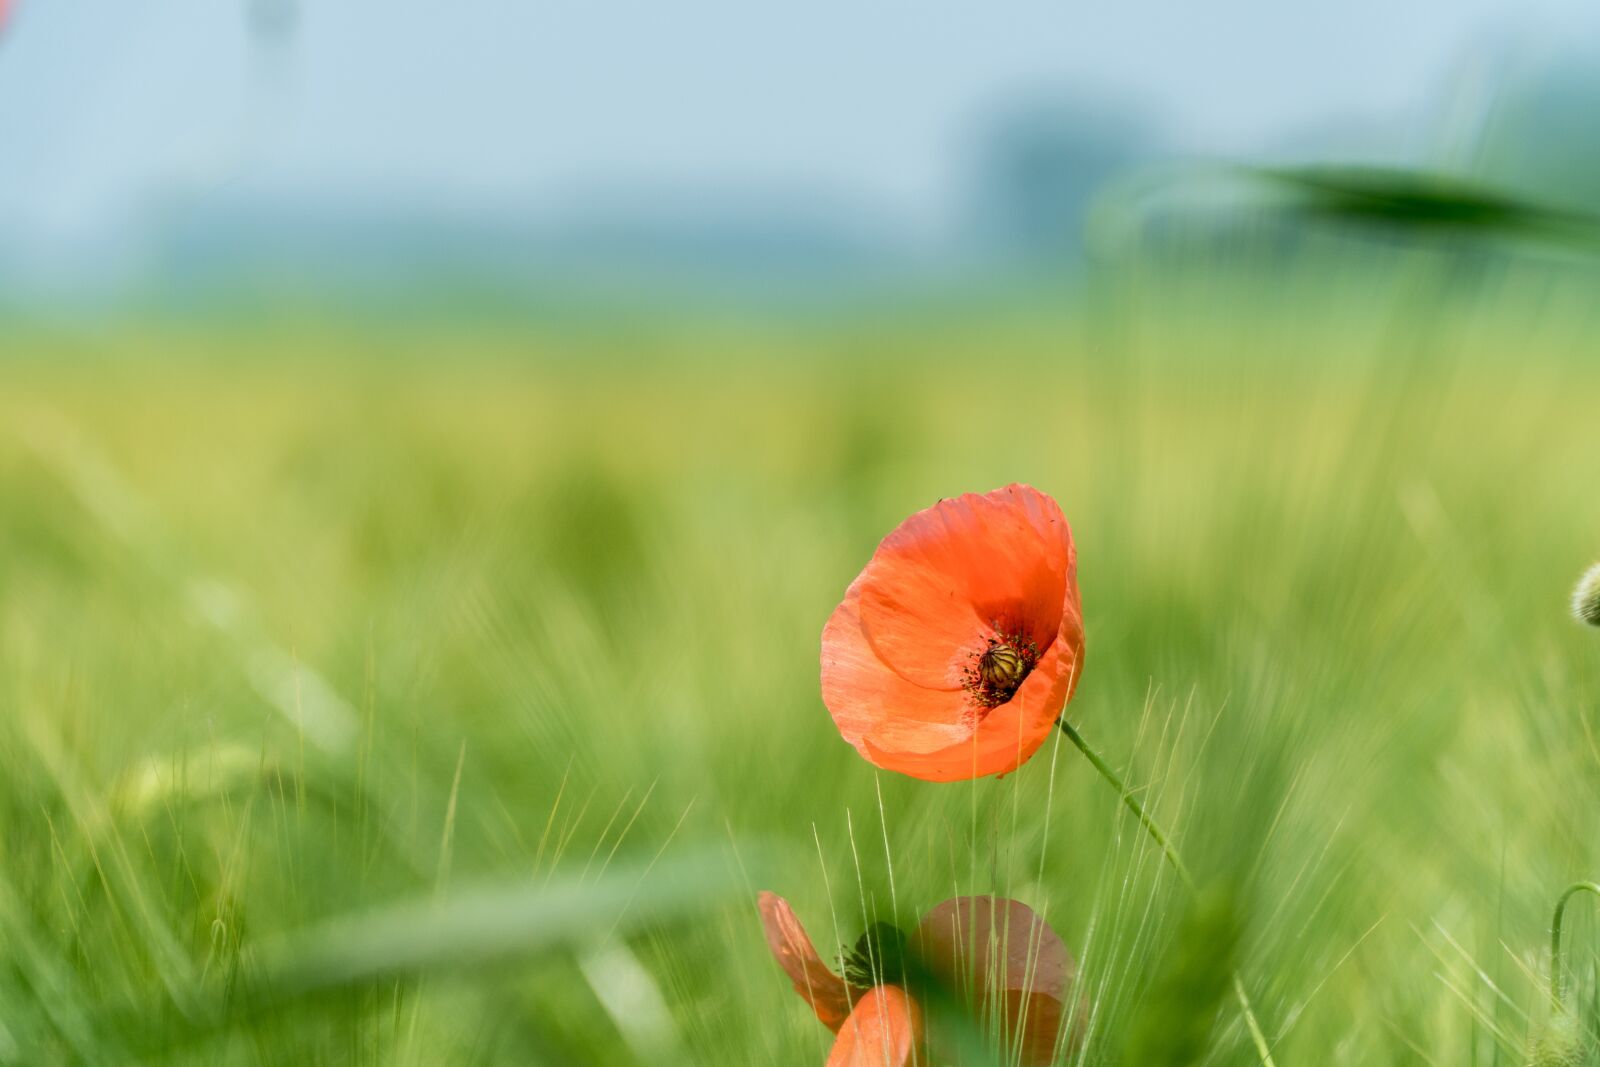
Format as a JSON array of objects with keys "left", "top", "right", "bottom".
[{"left": 5, "top": 249, "right": 1600, "bottom": 1064}]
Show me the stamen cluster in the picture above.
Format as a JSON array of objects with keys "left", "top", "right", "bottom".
[
  {"left": 840, "top": 922, "right": 911, "bottom": 988},
  {"left": 962, "top": 633, "right": 1039, "bottom": 709}
]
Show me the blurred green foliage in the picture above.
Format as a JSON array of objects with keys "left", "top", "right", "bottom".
[
  {"left": 2, "top": 234, "right": 1600, "bottom": 1064},
  {"left": 1120, "top": 887, "right": 1240, "bottom": 1066}
]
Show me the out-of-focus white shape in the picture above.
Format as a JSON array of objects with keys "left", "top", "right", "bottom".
[{"left": 577, "top": 939, "right": 682, "bottom": 1063}]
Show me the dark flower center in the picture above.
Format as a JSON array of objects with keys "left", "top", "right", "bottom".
[
  {"left": 841, "top": 922, "right": 910, "bottom": 987},
  {"left": 963, "top": 634, "right": 1038, "bottom": 708}
]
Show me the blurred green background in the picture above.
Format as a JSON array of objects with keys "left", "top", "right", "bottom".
[
  {"left": 7, "top": 2, "right": 1600, "bottom": 1065},
  {"left": 6, "top": 247, "right": 1600, "bottom": 1063}
]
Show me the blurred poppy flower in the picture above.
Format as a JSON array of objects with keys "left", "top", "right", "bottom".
[
  {"left": 759, "top": 890, "right": 1081, "bottom": 1066},
  {"left": 821, "top": 484, "right": 1084, "bottom": 781},
  {"left": 915, "top": 896, "right": 1085, "bottom": 1066}
]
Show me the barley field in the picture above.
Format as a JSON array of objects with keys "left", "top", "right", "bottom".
[{"left": 4, "top": 244, "right": 1600, "bottom": 1065}]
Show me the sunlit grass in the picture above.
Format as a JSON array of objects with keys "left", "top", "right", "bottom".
[{"left": 3, "top": 241, "right": 1600, "bottom": 1063}]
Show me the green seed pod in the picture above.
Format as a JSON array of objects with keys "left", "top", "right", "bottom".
[
  {"left": 979, "top": 644, "right": 1026, "bottom": 690},
  {"left": 1528, "top": 1011, "right": 1587, "bottom": 1067},
  {"left": 1574, "top": 564, "right": 1600, "bottom": 627}
]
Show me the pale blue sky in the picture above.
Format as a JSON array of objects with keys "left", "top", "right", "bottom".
[{"left": 0, "top": 0, "right": 1594, "bottom": 247}]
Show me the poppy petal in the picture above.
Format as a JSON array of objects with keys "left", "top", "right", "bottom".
[
  {"left": 916, "top": 896, "right": 1072, "bottom": 998},
  {"left": 855, "top": 485, "right": 1071, "bottom": 690},
  {"left": 854, "top": 607, "right": 1082, "bottom": 781},
  {"left": 1003, "top": 990, "right": 1080, "bottom": 1067},
  {"left": 822, "top": 580, "right": 975, "bottom": 758},
  {"left": 915, "top": 896, "right": 1080, "bottom": 1065},
  {"left": 960, "top": 605, "right": 1083, "bottom": 773},
  {"left": 826, "top": 986, "right": 920, "bottom": 1067},
  {"left": 758, "top": 891, "right": 857, "bottom": 1032}
]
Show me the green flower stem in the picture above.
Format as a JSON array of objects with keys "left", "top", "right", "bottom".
[
  {"left": 1549, "top": 882, "right": 1600, "bottom": 1006},
  {"left": 1058, "top": 718, "right": 1278, "bottom": 1067}
]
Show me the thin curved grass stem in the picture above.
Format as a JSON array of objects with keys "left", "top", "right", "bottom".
[
  {"left": 1549, "top": 881, "right": 1600, "bottom": 1006},
  {"left": 1058, "top": 718, "right": 1278, "bottom": 1067}
]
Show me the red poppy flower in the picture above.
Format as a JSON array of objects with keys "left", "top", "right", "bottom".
[
  {"left": 821, "top": 484, "right": 1084, "bottom": 781},
  {"left": 759, "top": 890, "right": 1082, "bottom": 1066}
]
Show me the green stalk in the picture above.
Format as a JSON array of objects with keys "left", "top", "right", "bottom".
[
  {"left": 1059, "top": 719, "right": 1278, "bottom": 1067},
  {"left": 1549, "top": 882, "right": 1600, "bottom": 1006}
]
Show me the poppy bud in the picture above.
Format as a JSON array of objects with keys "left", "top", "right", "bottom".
[{"left": 1573, "top": 564, "right": 1600, "bottom": 627}]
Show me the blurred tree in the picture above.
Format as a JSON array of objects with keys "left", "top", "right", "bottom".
[
  {"left": 247, "top": 0, "right": 298, "bottom": 48},
  {"left": 966, "top": 96, "right": 1160, "bottom": 266},
  {"left": 1474, "top": 47, "right": 1600, "bottom": 218}
]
